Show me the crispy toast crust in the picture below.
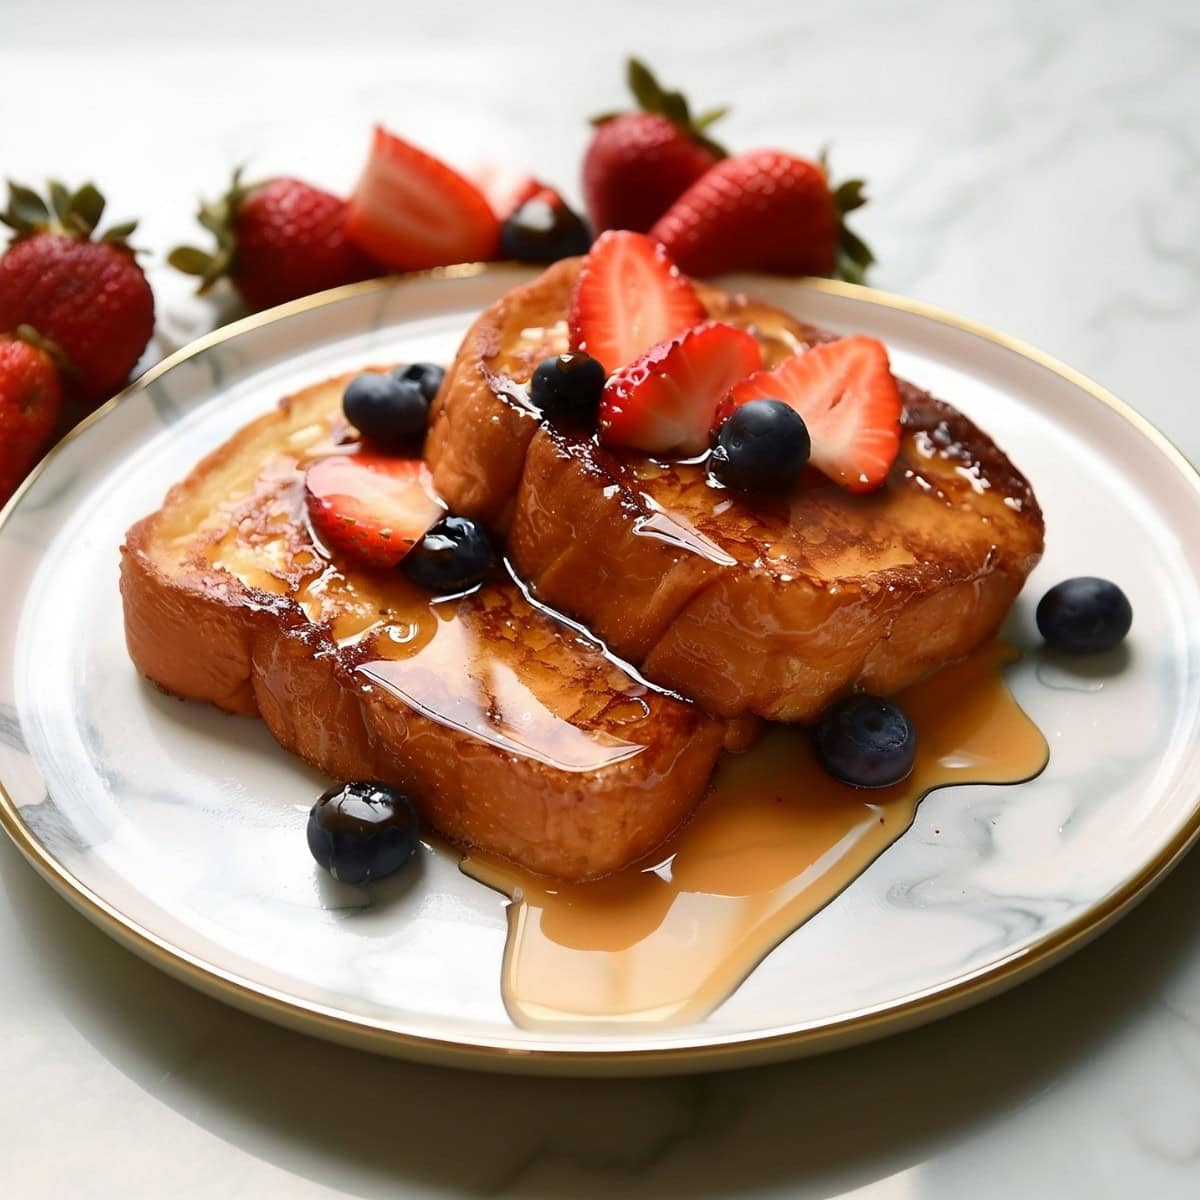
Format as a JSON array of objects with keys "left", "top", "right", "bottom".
[
  {"left": 121, "top": 374, "right": 723, "bottom": 882},
  {"left": 427, "top": 260, "right": 1045, "bottom": 720}
]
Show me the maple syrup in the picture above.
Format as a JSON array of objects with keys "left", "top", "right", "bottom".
[{"left": 462, "top": 641, "right": 1047, "bottom": 1029}]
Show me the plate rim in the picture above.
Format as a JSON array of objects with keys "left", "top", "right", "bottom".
[{"left": 2, "top": 263, "right": 1199, "bottom": 1076}]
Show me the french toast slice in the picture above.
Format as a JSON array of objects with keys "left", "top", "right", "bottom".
[
  {"left": 428, "top": 260, "right": 1044, "bottom": 721},
  {"left": 120, "top": 373, "right": 723, "bottom": 881}
]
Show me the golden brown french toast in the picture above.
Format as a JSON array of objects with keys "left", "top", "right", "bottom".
[
  {"left": 120, "top": 374, "right": 723, "bottom": 881},
  {"left": 428, "top": 260, "right": 1044, "bottom": 720}
]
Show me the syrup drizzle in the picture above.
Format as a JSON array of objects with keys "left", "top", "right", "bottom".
[{"left": 461, "top": 642, "right": 1047, "bottom": 1029}]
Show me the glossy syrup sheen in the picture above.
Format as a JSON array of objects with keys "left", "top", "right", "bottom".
[{"left": 461, "top": 641, "right": 1048, "bottom": 1029}]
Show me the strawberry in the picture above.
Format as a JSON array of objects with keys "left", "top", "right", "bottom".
[
  {"left": 568, "top": 230, "right": 705, "bottom": 373},
  {"left": 304, "top": 453, "right": 444, "bottom": 569},
  {"left": 584, "top": 58, "right": 728, "bottom": 234},
  {"left": 720, "top": 336, "right": 902, "bottom": 492},
  {"left": 599, "top": 321, "right": 761, "bottom": 456},
  {"left": 472, "top": 166, "right": 543, "bottom": 220},
  {"left": 169, "top": 172, "right": 380, "bottom": 312},
  {"left": 346, "top": 126, "right": 500, "bottom": 271},
  {"left": 649, "top": 150, "right": 874, "bottom": 281},
  {"left": 0, "top": 181, "right": 154, "bottom": 406},
  {"left": 0, "top": 328, "right": 64, "bottom": 506}
]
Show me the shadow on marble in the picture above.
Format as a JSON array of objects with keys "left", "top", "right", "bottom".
[{"left": 3, "top": 831, "right": 1197, "bottom": 1198}]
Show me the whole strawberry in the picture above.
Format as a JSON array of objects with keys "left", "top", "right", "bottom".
[
  {"left": 583, "top": 58, "right": 728, "bottom": 234},
  {"left": 0, "top": 182, "right": 155, "bottom": 405},
  {"left": 649, "top": 150, "right": 874, "bottom": 281},
  {"left": 170, "top": 171, "right": 380, "bottom": 312},
  {"left": 0, "top": 328, "right": 64, "bottom": 506}
]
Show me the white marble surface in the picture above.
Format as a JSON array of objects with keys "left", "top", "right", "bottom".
[{"left": 2, "top": 0, "right": 1200, "bottom": 1195}]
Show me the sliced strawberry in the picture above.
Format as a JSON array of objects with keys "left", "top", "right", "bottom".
[
  {"left": 568, "top": 230, "right": 705, "bottom": 373},
  {"left": 599, "top": 321, "right": 761, "bottom": 456},
  {"left": 304, "top": 453, "right": 444, "bottom": 569},
  {"left": 720, "top": 336, "right": 902, "bottom": 492},
  {"left": 472, "top": 165, "right": 542, "bottom": 220},
  {"left": 346, "top": 126, "right": 500, "bottom": 271}
]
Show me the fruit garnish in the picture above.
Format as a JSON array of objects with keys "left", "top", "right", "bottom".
[
  {"left": 499, "top": 184, "right": 592, "bottom": 264},
  {"left": 346, "top": 126, "right": 499, "bottom": 271},
  {"left": 0, "top": 328, "right": 63, "bottom": 506},
  {"left": 568, "top": 230, "right": 705, "bottom": 373},
  {"left": 307, "top": 781, "right": 420, "bottom": 884},
  {"left": 401, "top": 515, "right": 495, "bottom": 594},
  {"left": 342, "top": 371, "right": 430, "bottom": 448},
  {"left": 530, "top": 352, "right": 607, "bottom": 426},
  {"left": 168, "top": 171, "right": 379, "bottom": 312},
  {"left": 720, "top": 336, "right": 901, "bottom": 492},
  {"left": 599, "top": 321, "right": 761, "bottom": 456},
  {"left": 709, "top": 398, "right": 811, "bottom": 495},
  {"left": 584, "top": 57, "right": 728, "bottom": 234},
  {"left": 0, "top": 180, "right": 154, "bottom": 406},
  {"left": 396, "top": 362, "right": 445, "bottom": 403},
  {"left": 1036, "top": 577, "right": 1133, "bottom": 655},
  {"left": 304, "top": 454, "right": 444, "bottom": 569},
  {"left": 649, "top": 148, "right": 874, "bottom": 282},
  {"left": 814, "top": 696, "right": 916, "bottom": 788}
]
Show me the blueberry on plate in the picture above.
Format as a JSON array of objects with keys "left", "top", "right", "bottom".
[
  {"left": 402, "top": 515, "right": 495, "bottom": 594},
  {"left": 710, "top": 399, "right": 811, "bottom": 494},
  {"left": 394, "top": 362, "right": 445, "bottom": 404},
  {"left": 813, "top": 695, "right": 917, "bottom": 788},
  {"left": 500, "top": 193, "right": 592, "bottom": 263},
  {"left": 307, "top": 781, "right": 420, "bottom": 884},
  {"left": 1036, "top": 576, "right": 1132, "bottom": 654},
  {"left": 529, "top": 352, "right": 606, "bottom": 425},
  {"left": 342, "top": 371, "right": 429, "bottom": 446}
]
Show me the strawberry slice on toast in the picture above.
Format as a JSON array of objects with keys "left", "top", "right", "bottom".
[
  {"left": 720, "top": 335, "right": 902, "bottom": 492},
  {"left": 304, "top": 453, "right": 444, "bottom": 569},
  {"left": 568, "top": 230, "right": 705, "bottom": 373}
]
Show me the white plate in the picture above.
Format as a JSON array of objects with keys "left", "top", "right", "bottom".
[{"left": 2, "top": 265, "right": 1199, "bottom": 1076}]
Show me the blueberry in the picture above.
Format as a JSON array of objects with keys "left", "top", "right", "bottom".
[
  {"left": 500, "top": 197, "right": 592, "bottom": 263},
  {"left": 710, "top": 399, "right": 811, "bottom": 494},
  {"left": 529, "top": 353, "right": 606, "bottom": 425},
  {"left": 402, "top": 515, "right": 495, "bottom": 594},
  {"left": 395, "top": 362, "right": 445, "bottom": 404},
  {"left": 813, "top": 695, "right": 917, "bottom": 788},
  {"left": 307, "top": 781, "right": 420, "bottom": 884},
  {"left": 1037, "top": 576, "right": 1132, "bottom": 654},
  {"left": 343, "top": 372, "right": 428, "bottom": 446}
]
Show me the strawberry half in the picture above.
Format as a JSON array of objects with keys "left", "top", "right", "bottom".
[
  {"left": 346, "top": 126, "right": 500, "bottom": 271},
  {"left": 304, "top": 453, "right": 444, "bottom": 569},
  {"left": 568, "top": 230, "right": 705, "bottom": 373},
  {"left": 600, "top": 321, "right": 761, "bottom": 456},
  {"left": 719, "top": 336, "right": 902, "bottom": 492}
]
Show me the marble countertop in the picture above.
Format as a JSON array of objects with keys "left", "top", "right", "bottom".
[{"left": 3, "top": 1, "right": 1200, "bottom": 1195}]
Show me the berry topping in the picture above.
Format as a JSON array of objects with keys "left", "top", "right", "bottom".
[
  {"left": 599, "top": 321, "right": 761, "bottom": 456},
  {"left": 649, "top": 149, "right": 873, "bottom": 281},
  {"left": 402, "top": 515, "right": 495, "bottom": 595},
  {"left": 304, "top": 454, "right": 443, "bottom": 569},
  {"left": 721, "top": 336, "right": 902, "bottom": 492},
  {"left": 307, "top": 781, "right": 420, "bottom": 885},
  {"left": 342, "top": 372, "right": 429, "bottom": 447},
  {"left": 499, "top": 186, "right": 592, "bottom": 264},
  {"left": 568, "top": 230, "right": 705, "bottom": 373},
  {"left": 394, "top": 361, "right": 445, "bottom": 404},
  {"left": 346, "top": 126, "right": 499, "bottom": 271},
  {"left": 1037, "top": 577, "right": 1132, "bottom": 654},
  {"left": 710, "top": 398, "right": 811, "bottom": 495},
  {"left": 169, "top": 171, "right": 379, "bottom": 312},
  {"left": 814, "top": 696, "right": 917, "bottom": 789},
  {"left": 584, "top": 58, "right": 728, "bottom": 234},
  {"left": 529, "top": 352, "right": 606, "bottom": 426}
]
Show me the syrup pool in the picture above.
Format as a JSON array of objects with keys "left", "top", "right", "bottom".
[{"left": 461, "top": 641, "right": 1047, "bottom": 1029}]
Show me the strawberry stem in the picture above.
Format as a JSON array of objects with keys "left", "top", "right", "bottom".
[{"left": 821, "top": 150, "right": 875, "bottom": 284}]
